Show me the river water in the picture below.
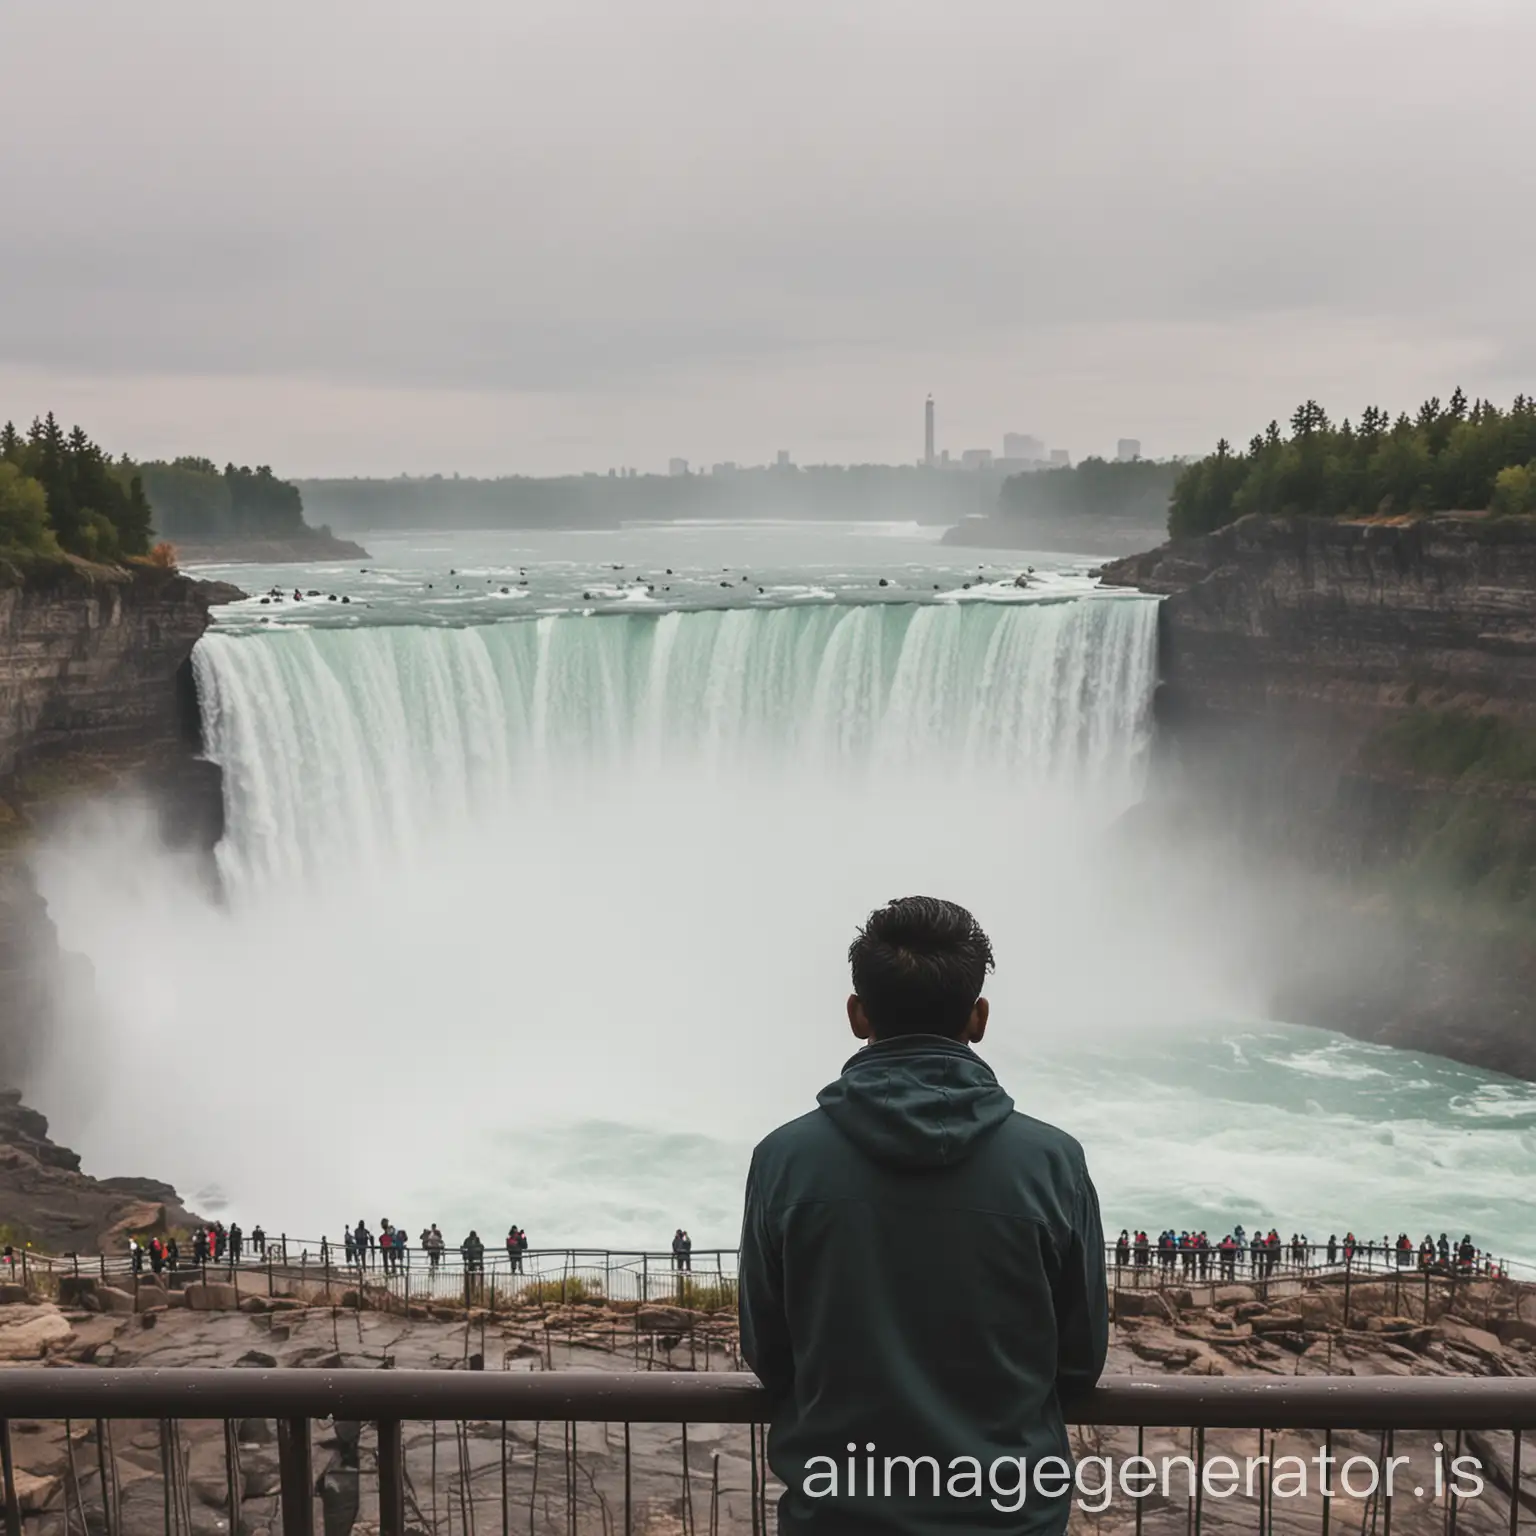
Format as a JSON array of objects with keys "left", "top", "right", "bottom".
[{"left": 27, "top": 521, "right": 1536, "bottom": 1262}]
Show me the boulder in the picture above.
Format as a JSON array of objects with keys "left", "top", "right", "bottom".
[
  {"left": 0, "top": 1305, "right": 75, "bottom": 1360},
  {"left": 184, "top": 1282, "right": 239, "bottom": 1312},
  {"left": 235, "top": 1350, "right": 278, "bottom": 1369},
  {"left": 1249, "top": 1311, "right": 1305, "bottom": 1334},
  {"left": 1434, "top": 1318, "right": 1503, "bottom": 1358},
  {"left": 1295, "top": 1293, "right": 1341, "bottom": 1328},
  {"left": 96, "top": 1286, "right": 136, "bottom": 1315},
  {"left": 636, "top": 1305, "right": 699, "bottom": 1332},
  {"left": 135, "top": 1286, "right": 168, "bottom": 1313},
  {"left": 1496, "top": 1318, "right": 1536, "bottom": 1348},
  {"left": 0, "top": 1283, "right": 32, "bottom": 1305},
  {"left": 267, "top": 1298, "right": 304, "bottom": 1312},
  {"left": 12, "top": 1471, "right": 61, "bottom": 1514},
  {"left": 1213, "top": 1285, "right": 1256, "bottom": 1307},
  {"left": 239, "top": 1296, "right": 269, "bottom": 1314}
]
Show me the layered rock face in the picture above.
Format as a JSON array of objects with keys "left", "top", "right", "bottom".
[
  {"left": 1103, "top": 512, "right": 1536, "bottom": 731},
  {"left": 0, "top": 563, "right": 242, "bottom": 780},
  {"left": 0, "top": 561, "right": 238, "bottom": 1242},
  {"left": 1101, "top": 514, "right": 1536, "bottom": 1076}
]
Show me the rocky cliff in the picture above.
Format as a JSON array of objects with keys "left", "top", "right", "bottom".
[
  {"left": 1101, "top": 512, "right": 1536, "bottom": 727},
  {"left": 0, "top": 561, "right": 242, "bottom": 780},
  {"left": 0, "top": 559, "right": 238, "bottom": 1242},
  {"left": 1101, "top": 513, "right": 1536, "bottom": 1076}
]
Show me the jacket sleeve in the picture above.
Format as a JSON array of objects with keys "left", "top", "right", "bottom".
[
  {"left": 1053, "top": 1159, "right": 1109, "bottom": 1404},
  {"left": 738, "top": 1147, "right": 794, "bottom": 1404}
]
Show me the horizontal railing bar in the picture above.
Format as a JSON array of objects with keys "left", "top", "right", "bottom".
[{"left": 2, "top": 1371, "right": 1535, "bottom": 1430}]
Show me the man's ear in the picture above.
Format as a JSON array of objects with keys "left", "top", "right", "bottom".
[
  {"left": 964, "top": 996, "right": 989, "bottom": 1044},
  {"left": 848, "top": 994, "right": 873, "bottom": 1042}
]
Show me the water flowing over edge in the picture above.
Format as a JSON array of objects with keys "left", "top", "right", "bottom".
[{"left": 192, "top": 597, "right": 1161, "bottom": 893}]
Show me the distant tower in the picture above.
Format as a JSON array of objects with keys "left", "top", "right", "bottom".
[{"left": 924, "top": 395, "right": 935, "bottom": 467}]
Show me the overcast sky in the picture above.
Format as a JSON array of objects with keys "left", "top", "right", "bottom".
[{"left": 3, "top": 0, "right": 1534, "bottom": 476}]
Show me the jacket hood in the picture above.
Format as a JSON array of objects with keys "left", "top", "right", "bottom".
[{"left": 816, "top": 1035, "right": 1015, "bottom": 1170}]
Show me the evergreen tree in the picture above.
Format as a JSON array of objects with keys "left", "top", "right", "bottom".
[{"left": 1169, "top": 390, "right": 1536, "bottom": 536}]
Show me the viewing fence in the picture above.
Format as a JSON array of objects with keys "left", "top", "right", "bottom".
[
  {"left": 0, "top": 1371, "right": 1533, "bottom": 1536},
  {"left": 10, "top": 1241, "right": 1522, "bottom": 1315}
]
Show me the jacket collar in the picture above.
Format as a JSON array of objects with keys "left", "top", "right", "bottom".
[{"left": 840, "top": 1033, "right": 994, "bottom": 1076}]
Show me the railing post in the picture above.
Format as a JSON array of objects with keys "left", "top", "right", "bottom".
[
  {"left": 377, "top": 1420, "right": 403, "bottom": 1536},
  {"left": 277, "top": 1417, "right": 314, "bottom": 1536},
  {"left": 0, "top": 1421, "right": 20, "bottom": 1536},
  {"left": 224, "top": 1418, "right": 240, "bottom": 1533},
  {"left": 158, "top": 1420, "right": 173, "bottom": 1536}
]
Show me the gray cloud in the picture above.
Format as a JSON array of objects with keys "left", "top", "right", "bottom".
[{"left": 2, "top": 0, "right": 1534, "bottom": 472}]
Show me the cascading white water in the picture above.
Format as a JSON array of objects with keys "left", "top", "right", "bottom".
[
  {"left": 31, "top": 568, "right": 1536, "bottom": 1256},
  {"left": 193, "top": 598, "right": 1161, "bottom": 893},
  {"left": 38, "top": 586, "right": 1274, "bottom": 1245}
]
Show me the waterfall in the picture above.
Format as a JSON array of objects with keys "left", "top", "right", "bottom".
[{"left": 193, "top": 597, "right": 1160, "bottom": 892}]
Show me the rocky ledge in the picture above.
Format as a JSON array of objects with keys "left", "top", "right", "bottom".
[
  {"left": 0, "top": 1091, "right": 198, "bottom": 1254},
  {"left": 1101, "top": 512, "right": 1536, "bottom": 1078},
  {"left": 1100, "top": 511, "right": 1536, "bottom": 726}
]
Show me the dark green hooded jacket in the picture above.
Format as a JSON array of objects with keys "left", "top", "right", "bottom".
[{"left": 739, "top": 1034, "right": 1107, "bottom": 1535}]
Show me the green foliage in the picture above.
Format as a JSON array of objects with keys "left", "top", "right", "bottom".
[
  {"left": 1491, "top": 463, "right": 1536, "bottom": 517},
  {"left": 999, "top": 456, "right": 1181, "bottom": 525},
  {"left": 516, "top": 1275, "right": 604, "bottom": 1305},
  {"left": 667, "top": 1275, "right": 738, "bottom": 1312},
  {"left": 1169, "top": 392, "right": 1536, "bottom": 537},
  {"left": 1364, "top": 709, "right": 1536, "bottom": 786},
  {"left": 1399, "top": 799, "right": 1536, "bottom": 907},
  {"left": 1, "top": 415, "right": 312, "bottom": 556},
  {"left": 0, "top": 463, "right": 56, "bottom": 555},
  {"left": 0, "top": 414, "right": 152, "bottom": 558},
  {"left": 138, "top": 459, "right": 307, "bottom": 541}
]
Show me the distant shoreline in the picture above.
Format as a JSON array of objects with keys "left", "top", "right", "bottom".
[{"left": 175, "top": 532, "right": 370, "bottom": 566}]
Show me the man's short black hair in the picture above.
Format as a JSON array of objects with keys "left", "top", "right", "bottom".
[{"left": 848, "top": 896, "right": 995, "bottom": 1040}]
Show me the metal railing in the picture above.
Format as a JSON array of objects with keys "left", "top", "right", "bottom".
[
  {"left": 12, "top": 1247, "right": 744, "bottom": 1309},
  {"left": 0, "top": 1371, "right": 1533, "bottom": 1536},
  {"left": 17, "top": 1239, "right": 1522, "bottom": 1296}
]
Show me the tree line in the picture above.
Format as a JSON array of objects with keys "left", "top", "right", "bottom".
[
  {"left": 998, "top": 456, "right": 1181, "bottom": 526},
  {"left": 1169, "top": 390, "right": 1536, "bottom": 539},
  {"left": 0, "top": 414, "right": 312, "bottom": 561},
  {"left": 135, "top": 457, "right": 306, "bottom": 542},
  {"left": 0, "top": 414, "right": 153, "bottom": 561}
]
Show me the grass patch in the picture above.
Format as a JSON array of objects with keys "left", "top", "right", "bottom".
[
  {"left": 516, "top": 1276, "right": 604, "bottom": 1306},
  {"left": 1364, "top": 709, "right": 1536, "bottom": 785},
  {"left": 664, "top": 1276, "right": 739, "bottom": 1313}
]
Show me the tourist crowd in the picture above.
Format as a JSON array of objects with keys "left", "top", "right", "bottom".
[{"left": 1112, "top": 1228, "right": 1503, "bottom": 1279}]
